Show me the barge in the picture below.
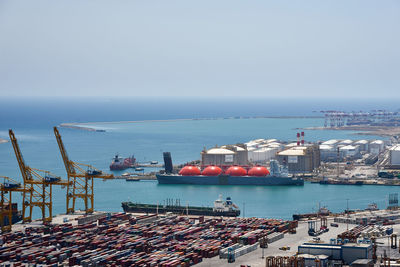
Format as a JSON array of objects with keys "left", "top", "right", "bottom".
[{"left": 122, "top": 195, "right": 240, "bottom": 217}]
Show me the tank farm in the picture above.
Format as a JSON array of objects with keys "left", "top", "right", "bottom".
[{"left": 0, "top": 213, "right": 298, "bottom": 266}]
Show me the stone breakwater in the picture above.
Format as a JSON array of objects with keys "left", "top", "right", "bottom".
[{"left": 59, "top": 123, "right": 106, "bottom": 132}]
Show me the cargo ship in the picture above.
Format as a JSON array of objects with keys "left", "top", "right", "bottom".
[
  {"left": 109, "top": 154, "right": 136, "bottom": 170},
  {"left": 157, "top": 152, "right": 303, "bottom": 186},
  {"left": 122, "top": 195, "right": 240, "bottom": 217}
]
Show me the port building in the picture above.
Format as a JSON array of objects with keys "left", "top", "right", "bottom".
[
  {"left": 298, "top": 242, "right": 373, "bottom": 264},
  {"left": 201, "top": 145, "right": 248, "bottom": 166},
  {"left": 276, "top": 144, "right": 320, "bottom": 174}
]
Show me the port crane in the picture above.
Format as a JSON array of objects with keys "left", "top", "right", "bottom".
[
  {"left": 0, "top": 176, "right": 31, "bottom": 232},
  {"left": 9, "top": 130, "right": 70, "bottom": 223},
  {"left": 53, "top": 127, "right": 114, "bottom": 214}
]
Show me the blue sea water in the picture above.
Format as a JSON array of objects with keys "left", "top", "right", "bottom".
[{"left": 0, "top": 97, "right": 399, "bottom": 220}]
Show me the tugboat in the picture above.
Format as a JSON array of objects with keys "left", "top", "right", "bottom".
[
  {"left": 109, "top": 154, "right": 136, "bottom": 171},
  {"left": 121, "top": 194, "right": 240, "bottom": 217},
  {"left": 292, "top": 206, "right": 331, "bottom": 220}
]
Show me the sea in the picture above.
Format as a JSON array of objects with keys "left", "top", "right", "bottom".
[{"left": 0, "top": 97, "right": 399, "bottom": 220}]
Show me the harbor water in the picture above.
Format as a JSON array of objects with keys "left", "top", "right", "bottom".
[{"left": 0, "top": 98, "right": 398, "bottom": 220}]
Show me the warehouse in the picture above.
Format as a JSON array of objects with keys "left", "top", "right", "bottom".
[
  {"left": 276, "top": 144, "right": 320, "bottom": 174},
  {"left": 298, "top": 243, "right": 372, "bottom": 264}
]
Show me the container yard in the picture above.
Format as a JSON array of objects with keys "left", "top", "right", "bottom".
[{"left": 0, "top": 212, "right": 298, "bottom": 266}]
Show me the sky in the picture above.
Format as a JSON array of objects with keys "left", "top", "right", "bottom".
[{"left": 0, "top": 1, "right": 399, "bottom": 98}]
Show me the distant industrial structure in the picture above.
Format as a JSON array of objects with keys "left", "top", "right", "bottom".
[
  {"left": 319, "top": 139, "right": 385, "bottom": 162},
  {"left": 199, "top": 131, "right": 394, "bottom": 176},
  {"left": 389, "top": 144, "right": 400, "bottom": 167},
  {"left": 321, "top": 110, "right": 400, "bottom": 128},
  {"left": 201, "top": 144, "right": 248, "bottom": 166},
  {"left": 277, "top": 144, "right": 320, "bottom": 174}
]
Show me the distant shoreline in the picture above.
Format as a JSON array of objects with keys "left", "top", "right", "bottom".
[
  {"left": 0, "top": 138, "right": 8, "bottom": 144},
  {"left": 299, "top": 125, "right": 400, "bottom": 138},
  {"left": 61, "top": 115, "right": 323, "bottom": 127}
]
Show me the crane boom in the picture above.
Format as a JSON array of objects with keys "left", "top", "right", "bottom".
[
  {"left": 54, "top": 127, "right": 75, "bottom": 175},
  {"left": 53, "top": 126, "right": 114, "bottom": 214},
  {"left": 8, "top": 129, "right": 70, "bottom": 223},
  {"left": 9, "top": 130, "right": 32, "bottom": 182}
]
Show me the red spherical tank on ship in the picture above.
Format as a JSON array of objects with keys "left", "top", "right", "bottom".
[
  {"left": 201, "top": 166, "right": 223, "bottom": 176},
  {"left": 248, "top": 166, "right": 270, "bottom": 177},
  {"left": 179, "top": 166, "right": 201, "bottom": 176},
  {"left": 225, "top": 166, "right": 247, "bottom": 176}
]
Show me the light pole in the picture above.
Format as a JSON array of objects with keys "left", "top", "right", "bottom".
[{"left": 346, "top": 198, "right": 349, "bottom": 231}]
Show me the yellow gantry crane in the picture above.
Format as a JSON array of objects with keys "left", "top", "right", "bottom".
[
  {"left": 0, "top": 176, "right": 31, "bottom": 232},
  {"left": 9, "top": 129, "right": 70, "bottom": 223},
  {"left": 53, "top": 127, "right": 114, "bottom": 214}
]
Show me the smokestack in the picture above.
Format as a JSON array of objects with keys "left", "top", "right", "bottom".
[
  {"left": 301, "top": 132, "right": 305, "bottom": 145},
  {"left": 297, "top": 132, "right": 300, "bottom": 146},
  {"left": 163, "top": 152, "right": 173, "bottom": 174}
]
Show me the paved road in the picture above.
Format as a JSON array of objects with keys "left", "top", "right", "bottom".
[{"left": 197, "top": 218, "right": 350, "bottom": 267}]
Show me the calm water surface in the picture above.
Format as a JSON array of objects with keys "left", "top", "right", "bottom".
[{"left": 0, "top": 98, "right": 397, "bottom": 220}]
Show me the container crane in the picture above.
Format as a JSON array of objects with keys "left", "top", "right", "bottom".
[
  {"left": 9, "top": 129, "right": 70, "bottom": 223},
  {"left": 53, "top": 127, "right": 114, "bottom": 214},
  {"left": 0, "top": 176, "right": 31, "bottom": 232}
]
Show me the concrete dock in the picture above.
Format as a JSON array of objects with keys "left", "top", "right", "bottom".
[{"left": 197, "top": 218, "right": 349, "bottom": 267}]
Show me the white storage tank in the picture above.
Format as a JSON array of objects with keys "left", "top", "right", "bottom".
[
  {"left": 354, "top": 140, "right": 369, "bottom": 152},
  {"left": 369, "top": 140, "right": 384, "bottom": 155},
  {"left": 390, "top": 145, "right": 400, "bottom": 166},
  {"left": 320, "top": 144, "right": 337, "bottom": 161},
  {"left": 322, "top": 139, "right": 339, "bottom": 147},
  {"left": 341, "top": 145, "right": 361, "bottom": 158},
  {"left": 339, "top": 139, "right": 354, "bottom": 146}
]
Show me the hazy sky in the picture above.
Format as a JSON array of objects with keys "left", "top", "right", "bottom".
[{"left": 0, "top": 1, "right": 399, "bottom": 98}]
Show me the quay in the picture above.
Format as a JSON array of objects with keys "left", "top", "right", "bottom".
[{"left": 3, "top": 208, "right": 400, "bottom": 266}]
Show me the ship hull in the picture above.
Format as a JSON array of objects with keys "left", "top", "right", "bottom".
[
  {"left": 121, "top": 202, "right": 240, "bottom": 217},
  {"left": 156, "top": 174, "right": 304, "bottom": 186}
]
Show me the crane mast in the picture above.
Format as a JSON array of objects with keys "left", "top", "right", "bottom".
[
  {"left": 9, "top": 129, "right": 69, "bottom": 223},
  {"left": 54, "top": 127, "right": 114, "bottom": 214},
  {"left": 0, "top": 176, "right": 31, "bottom": 232}
]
